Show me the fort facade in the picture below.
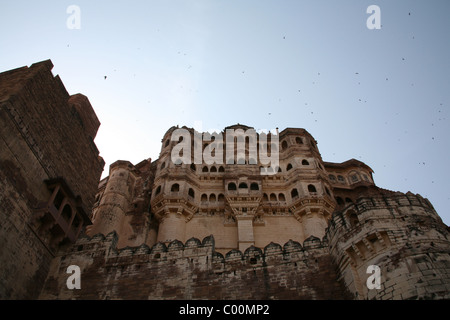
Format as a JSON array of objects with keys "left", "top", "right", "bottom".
[{"left": 1, "top": 60, "right": 449, "bottom": 300}]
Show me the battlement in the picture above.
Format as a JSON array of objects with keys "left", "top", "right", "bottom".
[
  {"left": 40, "top": 231, "right": 352, "bottom": 300},
  {"left": 328, "top": 191, "right": 441, "bottom": 236},
  {"left": 71, "top": 231, "right": 329, "bottom": 269}
]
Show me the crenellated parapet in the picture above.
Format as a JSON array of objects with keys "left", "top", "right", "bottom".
[
  {"left": 39, "top": 230, "right": 354, "bottom": 300},
  {"left": 72, "top": 231, "right": 329, "bottom": 270}
]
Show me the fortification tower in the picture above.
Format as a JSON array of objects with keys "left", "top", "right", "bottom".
[
  {"left": 276, "top": 128, "right": 335, "bottom": 242},
  {"left": 88, "top": 160, "right": 138, "bottom": 248},
  {"left": 327, "top": 185, "right": 450, "bottom": 300},
  {"left": 88, "top": 157, "right": 156, "bottom": 249},
  {"left": 151, "top": 126, "right": 199, "bottom": 245}
]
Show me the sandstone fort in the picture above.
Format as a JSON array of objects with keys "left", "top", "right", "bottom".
[{"left": 1, "top": 60, "right": 449, "bottom": 300}]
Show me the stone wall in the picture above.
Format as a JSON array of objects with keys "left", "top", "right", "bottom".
[
  {"left": 0, "top": 60, "right": 104, "bottom": 299},
  {"left": 39, "top": 232, "right": 352, "bottom": 300},
  {"left": 0, "top": 169, "right": 54, "bottom": 299}
]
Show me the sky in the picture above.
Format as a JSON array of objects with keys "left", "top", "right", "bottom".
[{"left": 0, "top": 0, "right": 449, "bottom": 225}]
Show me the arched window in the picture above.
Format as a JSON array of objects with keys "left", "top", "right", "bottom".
[
  {"left": 296, "top": 137, "right": 303, "bottom": 144},
  {"left": 336, "top": 197, "right": 344, "bottom": 205},
  {"left": 281, "top": 140, "right": 288, "bottom": 150},
  {"left": 202, "top": 166, "right": 208, "bottom": 173},
  {"left": 188, "top": 188, "right": 195, "bottom": 198},
  {"left": 329, "top": 174, "right": 336, "bottom": 181},
  {"left": 160, "top": 162, "right": 166, "bottom": 170},
  {"left": 279, "top": 193, "right": 286, "bottom": 201},
  {"left": 201, "top": 194, "right": 208, "bottom": 202},
  {"left": 302, "top": 159, "right": 309, "bottom": 165},
  {"left": 291, "top": 188, "right": 299, "bottom": 198},
  {"left": 270, "top": 193, "right": 277, "bottom": 201},
  {"left": 218, "top": 194, "right": 225, "bottom": 202},
  {"left": 308, "top": 184, "right": 317, "bottom": 193},
  {"left": 228, "top": 182, "right": 237, "bottom": 190},
  {"left": 250, "top": 183, "right": 259, "bottom": 190},
  {"left": 337, "top": 175, "right": 345, "bottom": 183},
  {"left": 218, "top": 166, "right": 225, "bottom": 172},
  {"left": 286, "top": 163, "right": 293, "bottom": 171},
  {"left": 277, "top": 166, "right": 282, "bottom": 173},
  {"left": 165, "top": 139, "right": 170, "bottom": 147},
  {"left": 263, "top": 193, "right": 269, "bottom": 201},
  {"left": 190, "top": 163, "right": 196, "bottom": 171},
  {"left": 155, "top": 185, "right": 161, "bottom": 195},
  {"left": 347, "top": 210, "right": 359, "bottom": 227},
  {"left": 238, "top": 182, "right": 248, "bottom": 189},
  {"left": 325, "top": 187, "right": 331, "bottom": 196},
  {"left": 210, "top": 166, "right": 217, "bottom": 172},
  {"left": 209, "top": 194, "right": 216, "bottom": 202},
  {"left": 171, "top": 183, "right": 180, "bottom": 192}
]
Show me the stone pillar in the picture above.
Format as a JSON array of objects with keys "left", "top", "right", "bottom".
[{"left": 88, "top": 161, "right": 135, "bottom": 237}]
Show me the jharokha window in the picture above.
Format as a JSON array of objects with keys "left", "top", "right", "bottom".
[{"left": 32, "top": 178, "right": 91, "bottom": 252}]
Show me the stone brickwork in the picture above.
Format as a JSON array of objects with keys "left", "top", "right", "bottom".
[
  {"left": 0, "top": 60, "right": 104, "bottom": 299},
  {"left": 328, "top": 188, "right": 450, "bottom": 299},
  {"left": 39, "top": 232, "right": 352, "bottom": 300}
]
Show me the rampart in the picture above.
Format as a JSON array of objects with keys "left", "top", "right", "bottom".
[{"left": 39, "top": 232, "right": 352, "bottom": 299}]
